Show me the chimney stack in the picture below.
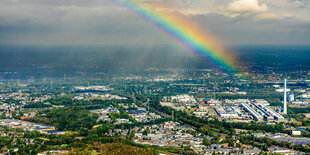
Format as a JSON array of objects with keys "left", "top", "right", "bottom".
[{"left": 284, "top": 79, "right": 287, "bottom": 114}]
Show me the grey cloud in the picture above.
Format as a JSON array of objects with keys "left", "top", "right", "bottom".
[
  {"left": 193, "top": 13, "right": 310, "bottom": 45},
  {"left": 0, "top": 0, "right": 309, "bottom": 46},
  {"left": 289, "top": 0, "right": 309, "bottom": 8}
]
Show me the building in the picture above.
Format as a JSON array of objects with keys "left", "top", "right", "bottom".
[
  {"left": 241, "top": 148, "right": 261, "bottom": 155},
  {"left": 287, "top": 92, "right": 294, "bottom": 102},
  {"left": 240, "top": 103, "right": 263, "bottom": 120},
  {"left": 251, "top": 102, "right": 285, "bottom": 122},
  {"left": 254, "top": 99, "right": 269, "bottom": 106},
  {"left": 268, "top": 147, "right": 293, "bottom": 154},
  {"left": 160, "top": 102, "right": 174, "bottom": 107},
  {"left": 213, "top": 106, "right": 239, "bottom": 118},
  {"left": 292, "top": 131, "right": 301, "bottom": 136}
]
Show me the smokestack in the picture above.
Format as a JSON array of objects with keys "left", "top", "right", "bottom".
[{"left": 284, "top": 79, "right": 287, "bottom": 114}]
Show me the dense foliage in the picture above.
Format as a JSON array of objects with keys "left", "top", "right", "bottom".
[
  {"left": 26, "top": 107, "right": 98, "bottom": 131},
  {"left": 290, "top": 107, "right": 310, "bottom": 114},
  {"left": 24, "top": 102, "right": 52, "bottom": 108}
]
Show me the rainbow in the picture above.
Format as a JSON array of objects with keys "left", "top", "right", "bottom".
[{"left": 113, "top": 0, "right": 238, "bottom": 73}]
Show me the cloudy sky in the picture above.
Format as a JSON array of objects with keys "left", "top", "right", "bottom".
[{"left": 0, "top": 0, "right": 310, "bottom": 46}]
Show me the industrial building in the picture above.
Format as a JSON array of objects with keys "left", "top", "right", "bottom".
[
  {"left": 240, "top": 103, "right": 263, "bottom": 121},
  {"left": 252, "top": 102, "right": 285, "bottom": 122},
  {"left": 287, "top": 92, "right": 294, "bottom": 102},
  {"left": 240, "top": 101, "right": 285, "bottom": 122},
  {"left": 253, "top": 99, "right": 269, "bottom": 106},
  {"left": 213, "top": 106, "right": 239, "bottom": 118}
]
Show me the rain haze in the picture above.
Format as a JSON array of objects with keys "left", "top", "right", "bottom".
[{"left": 0, "top": 0, "right": 310, "bottom": 77}]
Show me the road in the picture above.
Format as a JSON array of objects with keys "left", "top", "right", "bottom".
[
  {"left": 143, "top": 98, "right": 170, "bottom": 118},
  {"left": 142, "top": 98, "right": 198, "bottom": 129}
]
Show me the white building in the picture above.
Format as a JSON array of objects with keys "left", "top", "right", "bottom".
[{"left": 292, "top": 131, "right": 301, "bottom": 136}]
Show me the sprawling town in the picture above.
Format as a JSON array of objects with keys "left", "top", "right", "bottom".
[{"left": 1, "top": 69, "right": 310, "bottom": 154}]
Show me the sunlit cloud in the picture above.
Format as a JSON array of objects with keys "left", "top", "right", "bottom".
[{"left": 226, "top": 0, "right": 268, "bottom": 13}]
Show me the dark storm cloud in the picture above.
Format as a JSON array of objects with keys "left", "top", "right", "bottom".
[{"left": 0, "top": 0, "right": 310, "bottom": 46}]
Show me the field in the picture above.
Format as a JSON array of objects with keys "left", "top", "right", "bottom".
[
  {"left": 70, "top": 143, "right": 158, "bottom": 155},
  {"left": 303, "top": 113, "right": 310, "bottom": 119}
]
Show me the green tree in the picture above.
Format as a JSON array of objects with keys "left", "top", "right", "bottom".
[{"left": 202, "top": 138, "right": 211, "bottom": 147}]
